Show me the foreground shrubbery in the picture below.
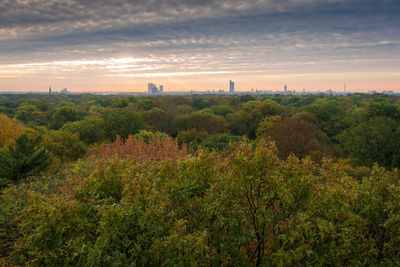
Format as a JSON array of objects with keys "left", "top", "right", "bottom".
[{"left": 1, "top": 137, "right": 400, "bottom": 266}]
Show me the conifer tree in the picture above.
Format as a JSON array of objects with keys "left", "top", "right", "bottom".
[{"left": 0, "top": 134, "right": 52, "bottom": 181}]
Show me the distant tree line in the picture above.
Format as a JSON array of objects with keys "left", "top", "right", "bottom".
[{"left": 2, "top": 93, "right": 400, "bottom": 171}]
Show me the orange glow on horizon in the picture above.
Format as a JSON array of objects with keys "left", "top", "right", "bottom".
[{"left": 0, "top": 58, "right": 399, "bottom": 93}]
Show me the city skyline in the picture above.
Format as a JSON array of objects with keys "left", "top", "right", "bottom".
[
  {"left": 0, "top": 0, "right": 399, "bottom": 92},
  {"left": 8, "top": 81, "right": 395, "bottom": 96}
]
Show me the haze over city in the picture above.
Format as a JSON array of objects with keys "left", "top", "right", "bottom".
[{"left": 0, "top": 0, "right": 399, "bottom": 93}]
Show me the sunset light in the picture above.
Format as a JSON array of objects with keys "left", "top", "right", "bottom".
[{"left": 0, "top": 0, "right": 398, "bottom": 92}]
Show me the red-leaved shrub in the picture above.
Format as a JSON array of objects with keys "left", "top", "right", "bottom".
[{"left": 101, "top": 134, "right": 189, "bottom": 164}]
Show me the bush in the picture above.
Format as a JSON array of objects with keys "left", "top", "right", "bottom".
[{"left": 7, "top": 140, "right": 396, "bottom": 265}]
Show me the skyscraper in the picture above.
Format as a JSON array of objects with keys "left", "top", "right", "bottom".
[
  {"left": 49, "top": 86, "right": 52, "bottom": 95},
  {"left": 229, "top": 80, "right": 235, "bottom": 93},
  {"left": 284, "top": 84, "right": 287, "bottom": 93},
  {"left": 148, "top": 83, "right": 158, "bottom": 94},
  {"left": 159, "top": 85, "right": 164, "bottom": 94}
]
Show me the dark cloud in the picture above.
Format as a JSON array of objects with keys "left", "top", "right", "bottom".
[
  {"left": 3, "top": 0, "right": 395, "bottom": 31},
  {"left": 0, "top": 0, "right": 399, "bottom": 87}
]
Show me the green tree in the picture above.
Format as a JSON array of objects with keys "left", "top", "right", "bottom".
[
  {"left": 104, "top": 108, "right": 144, "bottom": 141},
  {"left": 357, "top": 165, "right": 400, "bottom": 264},
  {"left": 201, "top": 133, "right": 241, "bottom": 150},
  {"left": 14, "top": 105, "right": 39, "bottom": 123},
  {"left": 190, "top": 95, "right": 211, "bottom": 110},
  {"left": 112, "top": 97, "right": 130, "bottom": 108},
  {"left": 256, "top": 115, "right": 281, "bottom": 138},
  {"left": 0, "top": 134, "right": 52, "bottom": 181},
  {"left": 241, "top": 100, "right": 261, "bottom": 112},
  {"left": 306, "top": 98, "right": 347, "bottom": 138},
  {"left": 50, "top": 106, "right": 83, "bottom": 129},
  {"left": 177, "top": 109, "right": 227, "bottom": 135},
  {"left": 175, "top": 104, "right": 194, "bottom": 114},
  {"left": 254, "top": 99, "right": 282, "bottom": 117},
  {"left": 136, "top": 98, "right": 154, "bottom": 111},
  {"left": 134, "top": 129, "right": 168, "bottom": 143},
  {"left": 41, "top": 130, "right": 86, "bottom": 161},
  {"left": 144, "top": 108, "right": 177, "bottom": 136},
  {"left": 177, "top": 129, "right": 208, "bottom": 148},
  {"left": 26, "top": 110, "right": 47, "bottom": 126},
  {"left": 62, "top": 116, "right": 106, "bottom": 144},
  {"left": 226, "top": 110, "right": 252, "bottom": 136},
  {"left": 336, "top": 117, "right": 400, "bottom": 168},
  {"left": 366, "top": 100, "right": 400, "bottom": 120},
  {"left": 211, "top": 105, "right": 235, "bottom": 116}
]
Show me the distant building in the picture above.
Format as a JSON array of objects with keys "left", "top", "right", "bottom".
[
  {"left": 284, "top": 84, "right": 287, "bottom": 93},
  {"left": 60, "top": 88, "right": 69, "bottom": 94},
  {"left": 49, "top": 86, "right": 52, "bottom": 95},
  {"left": 148, "top": 83, "right": 159, "bottom": 94},
  {"left": 148, "top": 83, "right": 156, "bottom": 94},
  {"left": 148, "top": 83, "right": 165, "bottom": 94},
  {"left": 229, "top": 80, "right": 235, "bottom": 93}
]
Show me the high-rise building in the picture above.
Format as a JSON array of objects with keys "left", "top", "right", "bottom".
[
  {"left": 49, "top": 86, "right": 52, "bottom": 95},
  {"left": 148, "top": 83, "right": 154, "bottom": 94},
  {"left": 229, "top": 80, "right": 235, "bottom": 93},
  {"left": 60, "top": 88, "right": 69, "bottom": 94},
  {"left": 148, "top": 83, "right": 159, "bottom": 94},
  {"left": 159, "top": 85, "right": 164, "bottom": 94},
  {"left": 284, "top": 84, "right": 287, "bottom": 93}
]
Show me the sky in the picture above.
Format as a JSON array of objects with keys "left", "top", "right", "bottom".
[{"left": 0, "top": 0, "right": 399, "bottom": 93}]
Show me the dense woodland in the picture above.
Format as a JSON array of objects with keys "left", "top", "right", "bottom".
[{"left": 1, "top": 93, "right": 400, "bottom": 265}]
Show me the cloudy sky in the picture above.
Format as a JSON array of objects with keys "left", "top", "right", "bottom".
[{"left": 0, "top": 0, "right": 399, "bottom": 92}]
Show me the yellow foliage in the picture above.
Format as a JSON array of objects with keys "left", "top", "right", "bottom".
[{"left": 0, "top": 113, "right": 24, "bottom": 147}]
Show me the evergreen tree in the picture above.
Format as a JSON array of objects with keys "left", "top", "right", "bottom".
[{"left": 0, "top": 134, "right": 52, "bottom": 181}]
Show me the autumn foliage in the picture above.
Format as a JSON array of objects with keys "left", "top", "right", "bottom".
[
  {"left": 3, "top": 94, "right": 400, "bottom": 265},
  {"left": 265, "top": 117, "right": 328, "bottom": 159},
  {"left": 101, "top": 134, "right": 189, "bottom": 163},
  {"left": 0, "top": 114, "right": 24, "bottom": 148},
  {"left": 3, "top": 139, "right": 400, "bottom": 266}
]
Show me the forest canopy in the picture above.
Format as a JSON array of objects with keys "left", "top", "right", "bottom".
[{"left": 1, "top": 93, "right": 400, "bottom": 265}]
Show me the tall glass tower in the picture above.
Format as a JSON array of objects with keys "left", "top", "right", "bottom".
[{"left": 229, "top": 80, "right": 235, "bottom": 94}]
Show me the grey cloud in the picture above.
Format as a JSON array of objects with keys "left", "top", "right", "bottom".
[
  {"left": 0, "top": 0, "right": 365, "bottom": 30},
  {"left": 0, "top": 0, "right": 399, "bottom": 84},
  {"left": 1, "top": 0, "right": 398, "bottom": 51}
]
